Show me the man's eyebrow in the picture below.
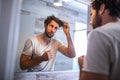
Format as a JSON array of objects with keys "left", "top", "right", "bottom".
[{"left": 49, "top": 24, "right": 54, "bottom": 27}]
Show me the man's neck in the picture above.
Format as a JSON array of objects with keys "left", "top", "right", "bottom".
[
  {"left": 102, "top": 10, "right": 118, "bottom": 25},
  {"left": 42, "top": 33, "right": 51, "bottom": 45}
]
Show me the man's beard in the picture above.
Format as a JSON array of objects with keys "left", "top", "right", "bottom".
[
  {"left": 92, "top": 12, "right": 102, "bottom": 29},
  {"left": 45, "top": 30, "right": 54, "bottom": 38}
]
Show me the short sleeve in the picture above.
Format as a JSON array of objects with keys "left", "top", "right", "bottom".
[
  {"left": 82, "top": 30, "right": 110, "bottom": 75},
  {"left": 22, "top": 39, "right": 33, "bottom": 56}
]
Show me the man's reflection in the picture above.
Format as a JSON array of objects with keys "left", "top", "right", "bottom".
[{"left": 20, "top": 15, "right": 76, "bottom": 72}]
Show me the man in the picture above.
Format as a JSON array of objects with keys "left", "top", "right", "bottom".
[
  {"left": 20, "top": 15, "right": 76, "bottom": 72},
  {"left": 78, "top": 0, "right": 120, "bottom": 80}
]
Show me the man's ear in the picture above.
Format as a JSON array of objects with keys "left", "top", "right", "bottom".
[{"left": 99, "top": 4, "right": 105, "bottom": 15}]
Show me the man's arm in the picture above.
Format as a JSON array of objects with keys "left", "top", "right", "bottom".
[
  {"left": 80, "top": 71, "right": 108, "bottom": 80},
  {"left": 61, "top": 22, "right": 76, "bottom": 58},
  {"left": 20, "top": 51, "right": 52, "bottom": 70},
  {"left": 20, "top": 54, "right": 43, "bottom": 70},
  {"left": 78, "top": 56, "right": 108, "bottom": 80}
]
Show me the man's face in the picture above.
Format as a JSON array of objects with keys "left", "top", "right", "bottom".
[
  {"left": 45, "top": 20, "right": 59, "bottom": 38},
  {"left": 90, "top": 8, "right": 102, "bottom": 29}
]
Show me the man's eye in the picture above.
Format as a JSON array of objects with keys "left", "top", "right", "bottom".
[
  {"left": 55, "top": 27, "right": 58, "bottom": 30},
  {"left": 90, "top": 12, "right": 92, "bottom": 16},
  {"left": 49, "top": 24, "right": 53, "bottom": 27}
]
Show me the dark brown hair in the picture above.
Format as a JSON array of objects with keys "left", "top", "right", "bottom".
[
  {"left": 44, "top": 15, "right": 63, "bottom": 27},
  {"left": 91, "top": 0, "right": 120, "bottom": 18}
]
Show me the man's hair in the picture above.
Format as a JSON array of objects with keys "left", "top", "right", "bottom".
[
  {"left": 91, "top": 0, "right": 120, "bottom": 18},
  {"left": 44, "top": 15, "right": 63, "bottom": 27}
]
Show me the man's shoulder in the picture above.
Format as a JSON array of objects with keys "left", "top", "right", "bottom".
[
  {"left": 51, "top": 38, "right": 59, "bottom": 42},
  {"left": 51, "top": 38, "right": 62, "bottom": 44},
  {"left": 26, "top": 36, "right": 37, "bottom": 43}
]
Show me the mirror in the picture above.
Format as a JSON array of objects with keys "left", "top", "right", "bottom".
[{"left": 15, "top": 0, "right": 90, "bottom": 73}]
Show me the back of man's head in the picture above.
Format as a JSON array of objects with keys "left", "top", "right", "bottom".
[{"left": 91, "top": 0, "right": 120, "bottom": 18}]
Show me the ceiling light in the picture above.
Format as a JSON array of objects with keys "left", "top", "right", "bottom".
[
  {"left": 62, "top": 0, "right": 71, "bottom": 2},
  {"left": 53, "top": 0, "right": 63, "bottom": 6}
]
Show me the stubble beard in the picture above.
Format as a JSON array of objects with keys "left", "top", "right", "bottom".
[
  {"left": 92, "top": 12, "right": 102, "bottom": 29},
  {"left": 45, "top": 30, "right": 54, "bottom": 38}
]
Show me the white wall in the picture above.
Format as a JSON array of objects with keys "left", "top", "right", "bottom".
[{"left": 0, "top": 0, "right": 22, "bottom": 80}]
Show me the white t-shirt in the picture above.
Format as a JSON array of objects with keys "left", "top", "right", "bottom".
[
  {"left": 82, "top": 21, "right": 120, "bottom": 80},
  {"left": 22, "top": 37, "right": 66, "bottom": 72}
]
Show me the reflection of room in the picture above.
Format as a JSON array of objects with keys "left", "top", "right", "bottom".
[
  {"left": 15, "top": 0, "right": 88, "bottom": 72},
  {"left": 15, "top": 0, "right": 89, "bottom": 73},
  {"left": 14, "top": 0, "right": 90, "bottom": 79}
]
